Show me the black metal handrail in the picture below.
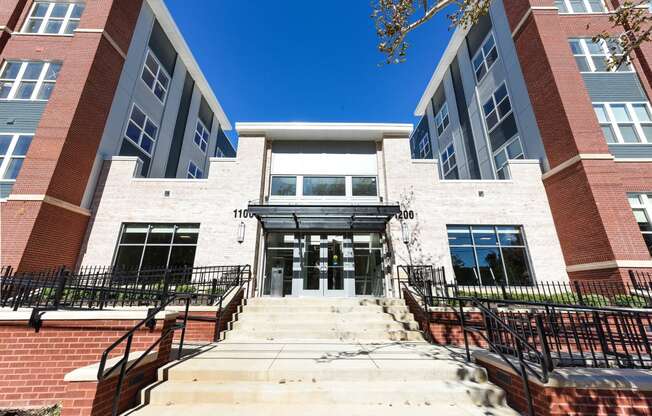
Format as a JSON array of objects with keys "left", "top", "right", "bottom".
[{"left": 97, "top": 294, "right": 192, "bottom": 416}]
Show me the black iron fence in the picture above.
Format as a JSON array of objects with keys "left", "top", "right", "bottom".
[
  {"left": 0, "top": 265, "right": 251, "bottom": 310},
  {"left": 398, "top": 265, "right": 652, "bottom": 309}
]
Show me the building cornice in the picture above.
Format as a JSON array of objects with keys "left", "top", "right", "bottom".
[
  {"left": 541, "top": 153, "right": 614, "bottom": 180},
  {"left": 7, "top": 194, "right": 91, "bottom": 217},
  {"left": 236, "top": 122, "right": 413, "bottom": 141}
]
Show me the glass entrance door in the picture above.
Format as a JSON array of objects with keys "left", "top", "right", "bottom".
[{"left": 300, "top": 234, "right": 346, "bottom": 296}]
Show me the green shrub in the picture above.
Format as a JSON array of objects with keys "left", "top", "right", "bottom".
[
  {"left": 612, "top": 294, "right": 648, "bottom": 308},
  {"left": 174, "top": 284, "right": 197, "bottom": 294}
]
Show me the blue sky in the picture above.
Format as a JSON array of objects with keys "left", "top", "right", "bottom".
[{"left": 164, "top": 1, "right": 455, "bottom": 142}]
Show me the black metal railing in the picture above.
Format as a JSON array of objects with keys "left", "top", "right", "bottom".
[
  {"left": 399, "top": 265, "right": 652, "bottom": 309},
  {"left": 0, "top": 265, "right": 251, "bottom": 310},
  {"left": 97, "top": 294, "right": 191, "bottom": 416}
]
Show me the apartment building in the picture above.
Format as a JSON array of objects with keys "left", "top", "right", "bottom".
[
  {"left": 412, "top": 0, "right": 652, "bottom": 283},
  {"left": 0, "top": 0, "right": 235, "bottom": 271}
]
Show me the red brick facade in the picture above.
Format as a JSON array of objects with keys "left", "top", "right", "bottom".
[
  {"left": 0, "top": 0, "right": 143, "bottom": 271},
  {"left": 503, "top": 0, "right": 652, "bottom": 283}
]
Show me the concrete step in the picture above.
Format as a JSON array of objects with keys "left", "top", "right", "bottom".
[
  {"left": 146, "top": 380, "right": 507, "bottom": 407},
  {"left": 245, "top": 297, "right": 407, "bottom": 307},
  {"left": 126, "top": 402, "right": 520, "bottom": 416},
  {"left": 230, "top": 320, "right": 420, "bottom": 331},
  {"left": 223, "top": 329, "right": 425, "bottom": 341},
  {"left": 234, "top": 309, "right": 417, "bottom": 321},
  {"left": 240, "top": 304, "right": 412, "bottom": 314}
]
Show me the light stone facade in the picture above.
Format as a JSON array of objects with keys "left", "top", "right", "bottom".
[{"left": 79, "top": 125, "right": 568, "bottom": 296}]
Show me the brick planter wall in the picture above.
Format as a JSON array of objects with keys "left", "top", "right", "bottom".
[
  {"left": 181, "top": 288, "right": 246, "bottom": 343},
  {"left": 0, "top": 312, "right": 175, "bottom": 409}
]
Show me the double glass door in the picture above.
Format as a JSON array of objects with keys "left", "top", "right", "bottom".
[{"left": 302, "top": 234, "right": 345, "bottom": 296}]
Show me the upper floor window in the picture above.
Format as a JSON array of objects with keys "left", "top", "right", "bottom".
[
  {"left": 555, "top": 0, "right": 606, "bottom": 13},
  {"left": 352, "top": 177, "right": 378, "bottom": 197},
  {"left": 187, "top": 161, "right": 203, "bottom": 179},
  {"left": 194, "top": 120, "right": 210, "bottom": 153},
  {"left": 593, "top": 102, "right": 652, "bottom": 144},
  {"left": 0, "top": 134, "right": 32, "bottom": 199},
  {"left": 124, "top": 104, "right": 158, "bottom": 156},
  {"left": 482, "top": 83, "right": 512, "bottom": 133},
  {"left": 141, "top": 50, "right": 170, "bottom": 103},
  {"left": 303, "top": 176, "right": 346, "bottom": 197},
  {"left": 271, "top": 176, "right": 297, "bottom": 196},
  {"left": 23, "top": 2, "right": 85, "bottom": 35},
  {"left": 215, "top": 147, "right": 225, "bottom": 157},
  {"left": 493, "top": 136, "right": 524, "bottom": 179},
  {"left": 569, "top": 38, "right": 632, "bottom": 73},
  {"left": 628, "top": 193, "right": 652, "bottom": 255},
  {"left": 440, "top": 143, "right": 457, "bottom": 179},
  {"left": 418, "top": 135, "right": 431, "bottom": 159},
  {"left": 434, "top": 103, "right": 450, "bottom": 136},
  {"left": 472, "top": 33, "right": 498, "bottom": 83},
  {"left": 0, "top": 61, "right": 61, "bottom": 101}
]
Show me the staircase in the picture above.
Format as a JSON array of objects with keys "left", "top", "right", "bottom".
[{"left": 127, "top": 297, "right": 518, "bottom": 416}]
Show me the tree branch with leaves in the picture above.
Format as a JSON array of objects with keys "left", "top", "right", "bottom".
[{"left": 372, "top": 0, "right": 652, "bottom": 69}]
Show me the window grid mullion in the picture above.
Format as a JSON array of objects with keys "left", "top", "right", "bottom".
[
  {"left": 7, "top": 63, "right": 27, "bottom": 100},
  {"left": 37, "top": 3, "right": 56, "bottom": 35},
  {"left": 0, "top": 134, "right": 19, "bottom": 179},
  {"left": 31, "top": 63, "right": 49, "bottom": 100},
  {"left": 580, "top": 39, "right": 597, "bottom": 72},
  {"left": 603, "top": 103, "right": 625, "bottom": 143},
  {"left": 61, "top": 3, "right": 75, "bottom": 35}
]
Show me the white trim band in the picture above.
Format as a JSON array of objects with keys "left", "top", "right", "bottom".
[
  {"left": 7, "top": 194, "right": 91, "bottom": 217},
  {"left": 74, "top": 28, "right": 127, "bottom": 60},
  {"left": 567, "top": 260, "right": 652, "bottom": 273},
  {"left": 542, "top": 153, "right": 614, "bottom": 180}
]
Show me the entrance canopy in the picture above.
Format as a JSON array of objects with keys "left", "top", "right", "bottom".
[{"left": 248, "top": 201, "right": 400, "bottom": 231}]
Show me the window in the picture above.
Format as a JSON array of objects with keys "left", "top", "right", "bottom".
[
  {"left": 434, "top": 102, "right": 450, "bottom": 136},
  {"left": 593, "top": 102, "right": 652, "bottom": 144},
  {"left": 113, "top": 223, "right": 199, "bottom": 270},
  {"left": 440, "top": 143, "right": 458, "bottom": 179},
  {"left": 569, "top": 38, "right": 632, "bottom": 72},
  {"left": 0, "top": 134, "right": 32, "bottom": 199},
  {"left": 0, "top": 61, "right": 61, "bottom": 101},
  {"left": 124, "top": 105, "right": 158, "bottom": 155},
  {"left": 628, "top": 194, "right": 652, "bottom": 255},
  {"left": 23, "top": 2, "right": 85, "bottom": 35},
  {"left": 472, "top": 33, "right": 498, "bottom": 82},
  {"left": 215, "top": 147, "right": 225, "bottom": 157},
  {"left": 187, "top": 161, "right": 203, "bottom": 179},
  {"left": 303, "top": 177, "right": 346, "bottom": 197},
  {"left": 194, "top": 120, "right": 210, "bottom": 153},
  {"left": 555, "top": 0, "right": 606, "bottom": 13},
  {"left": 493, "top": 137, "right": 525, "bottom": 179},
  {"left": 271, "top": 176, "right": 297, "bottom": 196},
  {"left": 352, "top": 177, "right": 378, "bottom": 197},
  {"left": 448, "top": 225, "right": 533, "bottom": 286},
  {"left": 418, "top": 135, "right": 431, "bottom": 159},
  {"left": 482, "top": 83, "right": 512, "bottom": 132},
  {"left": 141, "top": 50, "right": 170, "bottom": 103}
]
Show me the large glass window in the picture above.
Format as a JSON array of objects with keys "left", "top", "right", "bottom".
[
  {"left": 483, "top": 83, "right": 512, "bottom": 133},
  {"left": 141, "top": 50, "right": 170, "bottom": 103},
  {"left": 263, "top": 233, "right": 295, "bottom": 296},
  {"left": 113, "top": 223, "right": 199, "bottom": 270},
  {"left": 0, "top": 134, "right": 32, "bottom": 199},
  {"left": 628, "top": 194, "right": 652, "bottom": 255},
  {"left": 303, "top": 176, "right": 346, "bottom": 196},
  {"left": 0, "top": 61, "right": 61, "bottom": 101},
  {"left": 352, "top": 177, "right": 377, "bottom": 197},
  {"left": 193, "top": 120, "right": 210, "bottom": 153},
  {"left": 354, "top": 234, "right": 384, "bottom": 296},
  {"left": 569, "top": 38, "right": 632, "bottom": 73},
  {"left": 124, "top": 104, "right": 158, "bottom": 155},
  {"left": 448, "top": 225, "right": 533, "bottom": 286},
  {"left": 472, "top": 33, "right": 498, "bottom": 83},
  {"left": 593, "top": 102, "right": 652, "bottom": 144},
  {"left": 23, "top": 2, "right": 85, "bottom": 35},
  {"left": 440, "top": 143, "right": 458, "bottom": 179},
  {"left": 493, "top": 136, "right": 524, "bottom": 179},
  {"left": 555, "top": 0, "right": 606, "bottom": 13},
  {"left": 271, "top": 176, "right": 297, "bottom": 196},
  {"left": 434, "top": 102, "right": 450, "bottom": 136}
]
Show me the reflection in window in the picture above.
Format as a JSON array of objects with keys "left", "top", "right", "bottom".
[
  {"left": 303, "top": 176, "right": 345, "bottom": 196},
  {"left": 569, "top": 38, "right": 632, "bottom": 73},
  {"left": 593, "top": 102, "right": 652, "bottom": 144},
  {"left": 23, "top": 2, "right": 85, "bottom": 35},
  {"left": 556, "top": 0, "right": 606, "bottom": 14},
  {"left": 263, "top": 233, "right": 294, "bottom": 296},
  {"left": 0, "top": 61, "right": 61, "bottom": 101},
  {"left": 0, "top": 134, "right": 33, "bottom": 198},
  {"left": 447, "top": 225, "right": 533, "bottom": 286},
  {"left": 271, "top": 176, "right": 297, "bottom": 196},
  {"left": 113, "top": 223, "right": 199, "bottom": 270},
  {"left": 354, "top": 233, "right": 384, "bottom": 296},
  {"left": 472, "top": 33, "right": 498, "bottom": 83},
  {"left": 493, "top": 136, "right": 525, "bottom": 179},
  {"left": 352, "top": 177, "right": 377, "bottom": 197},
  {"left": 628, "top": 194, "right": 652, "bottom": 255}
]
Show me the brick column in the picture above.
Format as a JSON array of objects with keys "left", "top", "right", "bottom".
[
  {"left": 0, "top": 0, "right": 143, "bottom": 271},
  {"left": 503, "top": 0, "right": 652, "bottom": 283}
]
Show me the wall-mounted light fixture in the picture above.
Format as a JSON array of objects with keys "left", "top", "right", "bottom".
[
  {"left": 401, "top": 222, "right": 409, "bottom": 245},
  {"left": 237, "top": 221, "right": 246, "bottom": 243}
]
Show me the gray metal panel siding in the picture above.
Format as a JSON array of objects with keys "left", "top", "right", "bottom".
[
  {"left": 148, "top": 20, "right": 177, "bottom": 75},
  {"left": 608, "top": 144, "right": 652, "bottom": 158},
  {"left": 451, "top": 57, "right": 481, "bottom": 179},
  {"left": 165, "top": 72, "right": 194, "bottom": 177},
  {"left": 0, "top": 101, "right": 46, "bottom": 133},
  {"left": 583, "top": 73, "right": 648, "bottom": 102}
]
